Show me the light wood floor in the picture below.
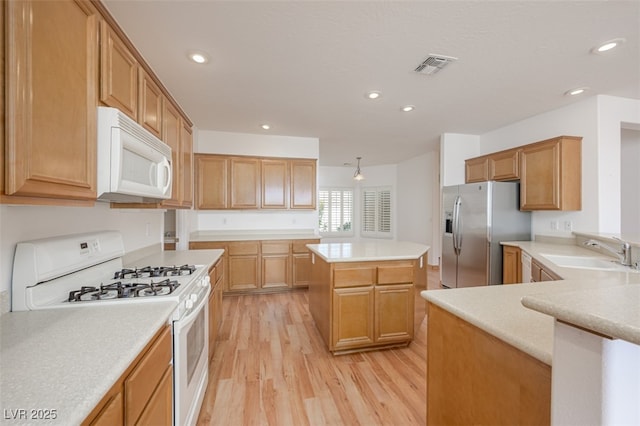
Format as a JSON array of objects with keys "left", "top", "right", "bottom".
[{"left": 197, "top": 269, "right": 441, "bottom": 426}]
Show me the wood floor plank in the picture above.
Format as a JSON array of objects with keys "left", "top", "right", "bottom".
[{"left": 197, "top": 269, "right": 439, "bottom": 425}]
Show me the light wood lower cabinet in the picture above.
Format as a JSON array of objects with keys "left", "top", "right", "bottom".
[
  {"left": 208, "top": 258, "right": 225, "bottom": 361},
  {"left": 531, "top": 258, "right": 562, "bottom": 282},
  {"left": 310, "top": 258, "right": 416, "bottom": 354},
  {"left": 84, "top": 326, "right": 172, "bottom": 426},
  {"left": 426, "top": 303, "right": 551, "bottom": 425},
  {"left": 502, "top": 245, "right": 522, "bottom": 284},
  {"left": 190, "top": 239, "right": 319, "bottom": 294}
]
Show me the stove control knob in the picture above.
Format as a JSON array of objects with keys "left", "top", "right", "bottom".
[
  {"left": 190, "top": 293, "right": 199, "bottom": 303},
  {"left": 185, "top": 299, "right": 194, "bottom": 309}
]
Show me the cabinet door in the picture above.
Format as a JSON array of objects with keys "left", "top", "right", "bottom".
[
  {"left": 332, "top": 287, "right": 375, "bottom": 350},
  {"left": 135, "top": 366, "right": 173, "bottom": 426},
  {"left": 228, "top": 256, "right": 260, "bottom": 291},
  {"left": 489, "top": 149, "right": 520, "bottom": 181},
  {"left": 292, "top": 253, "right": 312, "bottom": 288},
  {"left": 502, "top": 246, "right": 521, "bottom": 284},
  {"left": 262, "top": 255, "right": 290, "bottom": 288},
  {"left": 375, "top": 284, "right": 414, "bottom": 343},
  {"left": 195, "top": 155, "right": 228, "bottom": 209},
  {"left": 90, "top": 391, "right": 123, "bottom": 426},
  {"left": 180, "top": 122, "right": 194, "bottom": 207},
  {"left": 230, "top": 158, "right": 261, "bottom": 208},
  {"left": 161, "top": 101, "right": 182, "bottom": 207},
  {"left": 5, "top": 0, "right": 98, "bottom": 200},
  {"left": 138, "top": 69, "right": 163, "bottom": 139},
  {"left": 99, "top": 21, "right": 138, "bottom": 120},
  {"left": 465, "top": 157, "right": 489, "bottom": 183},
  {"left": 520, "top": 140, "right": 560, "bottom": 210},
  {"left": 261, "top": 159, "right": 288, "bottom": 209},
  {"left": 290, "top": 159, "right": 316, "bottom": 209}
]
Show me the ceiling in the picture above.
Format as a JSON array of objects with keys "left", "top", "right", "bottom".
[{"left": 102, "top": 1, "right": 640, "bottom": 167}]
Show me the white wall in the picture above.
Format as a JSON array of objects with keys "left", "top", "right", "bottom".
[
  {"left": 194, "top": 130, "right": 320, "bottom": 233},
  {"left": 440, "top": 133, "right": 480, "bottom": 186},
  {"left": 0, "top": 203, "right": 164, "bottom": 294},
  {"left": 397, "top": 152, "right": 439, "bottom": 265},
  {"left": 621, "top": 128, "right": 640, "bottom": 237}
]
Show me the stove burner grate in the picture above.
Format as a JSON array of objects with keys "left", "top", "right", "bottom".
[
  {"left": 68, "top": 279, "right": 180, "bottom": 302},
  {"left": 113, "top": 264, "right": 196, "bottom": 279}
]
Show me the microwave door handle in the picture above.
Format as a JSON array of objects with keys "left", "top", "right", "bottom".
[{"left": 160, "top": 158, "right": 172, "bottom": 194}]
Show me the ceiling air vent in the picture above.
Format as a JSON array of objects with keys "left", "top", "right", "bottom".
[{"left": 414, "top": 54, "right": 458, "bottom": 75}]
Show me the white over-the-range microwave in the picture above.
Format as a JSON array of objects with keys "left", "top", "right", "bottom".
[{"left": 97, "top": 106, "right": 172, "bottom": 203}]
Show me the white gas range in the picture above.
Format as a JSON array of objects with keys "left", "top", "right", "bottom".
[{"left": 11, "top": 231, "right": 210, "bottom": 426}]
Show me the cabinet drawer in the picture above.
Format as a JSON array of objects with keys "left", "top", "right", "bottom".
[
  {"left": 334, "top": 267, "right": 376, "bottom": 288},
  {"left": 125, "top": 327, "right": 172, "bottom": 425},
  {"left": 228, "top": 242, "right": 259, "bottom": 256},
  {"left": 377, "top": 265, "right": 414, "bottom": 284},
  {"left": 261, "top": 241, "right": 290, "bottom": 255}
]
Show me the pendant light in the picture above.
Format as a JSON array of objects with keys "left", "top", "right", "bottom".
[{"left": 353, "top": 157, "right": 365, "bottom": 181}]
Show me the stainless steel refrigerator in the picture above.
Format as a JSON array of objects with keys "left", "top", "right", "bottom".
[{"left": 442, "top": 181, "right": 531, "bottom": 288}]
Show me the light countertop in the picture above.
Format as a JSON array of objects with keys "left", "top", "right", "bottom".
[
  {"left": 0, "top": 302, "right": 176, "bottom": 425},
  {"left": 0, "top": 249, "right": 223, "bottom": 425},
  {"left": 306, "top": 241, "right": 429, "bottom": 263},
  {"left": 190, "top": 229, "right": 319, "bottom": 242},
  {"left": 422, "top": 239, "right": 640, "bottom": 366},
  {"left": 128, "top": 248, "right": 224, "bottom": 269}
]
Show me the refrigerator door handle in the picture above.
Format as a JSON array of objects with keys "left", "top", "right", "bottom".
[{"left": 452, "top": 196, "right": 462, "bottom": 255}]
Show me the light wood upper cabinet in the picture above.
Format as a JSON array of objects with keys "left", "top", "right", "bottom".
[
  {"left": 261, "top": 159, "right": 288, "bottom": 209},
  {"left": 138, "top": 69, "right": 163, "bottom": 139},
  {"left": 180, "top": 122, "right": 194, "bottom": 207},
  {"left": 195, "top": 155, "right": 228, "bottom": 209},
  {"left": 465, "top": 156, "right": 489, "bottom": 183},
  {"left": 520, "top": 136, "right": 582, "bottom": 211},
  {"left": 489, "top": 148, "right": 520, "bottom": 181},
  {"left": 4, "top": 0, "right": 98, "bottom": 202},
  {"left": 99, "top": 21, "right": 138, "bottom": 120},
  {"left": 290, "top": 159, "right": 317, "bottom": 209},
  {"left": 161, "top": 101, "right": 182, "bottom": 207},
  {"left": 195, "top": 155, "right": 316, "bottom": 211},
  {"left": 230, "top": 157, "right": 261, "bottom": 209}
]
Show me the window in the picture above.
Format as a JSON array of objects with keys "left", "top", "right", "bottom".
[
  {"left": 318, "top": 188, "right": 353, "bottom": 236},
  {"left": 361, "top": 186, "right": 392, "bottom": 238}
]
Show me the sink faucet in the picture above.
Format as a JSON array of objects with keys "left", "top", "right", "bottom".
[{"left": 583, "top": 238, "right": 632, "bottom": 267}]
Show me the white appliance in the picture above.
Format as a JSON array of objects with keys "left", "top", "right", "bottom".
[
  {"left": 97, "top": 106, "right": 172, "bottom": 203},
  {"left": 11, "top": 231, "right": 209, "bottom": 426},
  {"left": 442, "top": 182, "right": 531, "bottom": 288},
  {"left": 521, "top": 250, "right": 532, "bottom": 283}
]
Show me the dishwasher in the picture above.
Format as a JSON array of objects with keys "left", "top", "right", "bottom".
[{"left": 521, "top": 250, "right": 532, "bottom": 283}]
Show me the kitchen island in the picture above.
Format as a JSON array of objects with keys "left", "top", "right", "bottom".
[
  {"left": 421, "top": 237, "right": 640, "bottom": 425},
  {"left": 307, "top": 241, "right": 429, "bottom": 354}
]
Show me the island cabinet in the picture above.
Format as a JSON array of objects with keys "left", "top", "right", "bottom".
[
  {"left": 3, "top": 0, "right": 99, "bottom": 205},
  {"left": 310, "top": 258, "right": 416, "bottom": 354},
  {"left": 426, "top": 303, "right": 551, "bottom": 425},
  {"left": 83, "top": 325, "right": 173, "bottom": 426},
  {"left": 520, "top": 136, "right": 582, "bottom": 211},
  {"left": 502, "top": 245, "right": 522, "bottom": 284}
]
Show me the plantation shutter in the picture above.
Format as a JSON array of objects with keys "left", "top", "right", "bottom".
[{"left": 361, "top": 187, "right": 392, "bottom": 238}]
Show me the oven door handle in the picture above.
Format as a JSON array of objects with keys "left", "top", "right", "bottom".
[{"left": 173, "top": 284, "right": 211, "bottom": 332}]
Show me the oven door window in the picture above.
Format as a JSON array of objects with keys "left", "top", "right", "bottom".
[{"left": 187, "top": 307, "right": 205, "bottom": 384}]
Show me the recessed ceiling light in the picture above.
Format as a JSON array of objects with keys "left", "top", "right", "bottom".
[
  {"left": 365, "top": 91, "right": 381, "bottom": 100},
  {"left": 401, "top": 105, "right": 415, "bottom": 112},
  {"left": 564, "top": 87, "right": 589, "bottom": 96},
  {"left": 591, "top": 38, "right": 625, "bottom": 54},
  {"left": 188, "top": 51, "right": 209, "bottom": 64},
  {"left": 261, "top": 124, "right": 271, "bottom": 130}
]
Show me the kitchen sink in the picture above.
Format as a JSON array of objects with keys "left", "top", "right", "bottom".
[{"left": 540, "top": 254, "right": 638, "bottom": 272}]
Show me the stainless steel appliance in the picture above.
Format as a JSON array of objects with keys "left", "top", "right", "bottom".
[
  {"left": 442, "top": 182, "right": 531, "bottom": 288},
  {"left": 11, "top": 231, "right": 209, "bottom": 426}
]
